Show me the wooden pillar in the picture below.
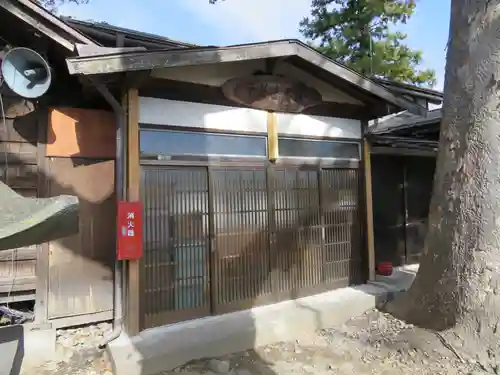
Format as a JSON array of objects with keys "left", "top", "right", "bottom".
[
  {"left": 267, "top": 111, "right": 278, "bottom": 161},
  {"left": 34, "top": 110, "right": 50, "bottom": 325},
  {"left": 125, "top": 88, "right": 141, "bottom": 335},
  {"left": 363, "top": 137, "right": 376, "bottom": 281}
]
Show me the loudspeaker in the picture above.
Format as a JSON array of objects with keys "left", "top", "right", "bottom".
[{"left": 1, "top": 47, "right": 52, "bottom": 99}]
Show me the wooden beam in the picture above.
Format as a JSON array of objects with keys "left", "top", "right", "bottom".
[
  {"left": 0, "top": 0, "right": 75, "bottom": 51},
  {"left": 370, "top": 146, "right": 437, "bottom": 158},
  {"left": 125, "top": 88, "right": 141, "bottom": 335},
  {"left": 50, "top": 310, "right": 113, "bottom": 329},
  {"left": 126, "top": 89, "right": 140, "bottom": 198},
  {"left": 363, "top": 137, "right": 376, "bottom": 281}
]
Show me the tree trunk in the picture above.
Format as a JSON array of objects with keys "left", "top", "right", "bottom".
[{"left": 387, "top": 0, "right": 500, "bottom": 365}]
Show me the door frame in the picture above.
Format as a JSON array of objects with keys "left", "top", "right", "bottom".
[{"left": 139, "top": 157, "right": 365, "bottom": 329}]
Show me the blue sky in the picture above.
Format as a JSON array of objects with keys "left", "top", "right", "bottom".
[{"left": 58, "top": 0, "right": 450, "bottom": 90}]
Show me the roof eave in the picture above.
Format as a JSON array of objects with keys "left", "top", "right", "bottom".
[
  {"left": 379, "top": 84, "right": 443, "bottom": 104},
  {"left": 65, "top": 18, "right": 197, "bottom": 49},
  {"left": 376, "top": 78, "right": 444, "bottom": 99},
  {"left": 369, "top": 117, "right": 442, "bottom": 135},
  {"left": 65, "top": 40, "right": 426, "bottom": 116},
  {"left": 0, "top": 0, "right": 97, "bottom": 51}
]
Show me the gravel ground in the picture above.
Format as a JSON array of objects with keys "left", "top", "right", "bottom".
[
  {"left": 22, "top": 322, "right": 113, "bottom": 375},
  {"left": 23, "top": 310, "right": 488, "bottom": 375}
]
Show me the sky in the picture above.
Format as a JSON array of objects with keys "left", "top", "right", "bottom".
[{"left": 58, "top": 0, "right": 451, "bottom": 90}]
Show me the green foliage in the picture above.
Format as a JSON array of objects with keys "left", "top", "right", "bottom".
[
  {"left": 36, "top": 0, "right": 88, "bottom": 11},
  {"left": 300, "top": 0, "right": 436, "bottom": 87}
]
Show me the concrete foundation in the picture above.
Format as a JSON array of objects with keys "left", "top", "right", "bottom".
[{"left": 108, "top": 266, "right": 418, "bottom": 375}]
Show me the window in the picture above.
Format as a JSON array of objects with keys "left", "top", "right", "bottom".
[
  {"left": 140, "top": 129, "right": 267, "bottom": 158},
  {"left": 278, "top": 137, "right": 360, "bottom": 160}
]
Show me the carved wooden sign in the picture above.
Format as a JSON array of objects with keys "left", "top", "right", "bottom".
[{"left": 221, "top": 75, "right": 322, "bottom": 113}]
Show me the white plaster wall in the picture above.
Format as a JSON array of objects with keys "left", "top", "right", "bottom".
[
  {"left": 139, "top": 97, "right": 268, "bottom": 133},
  {"left": 139, "top": 98, "right": 362, "bottom": 140},
  {"left": 276, "top": 112, "right": 361, "bottom": 139}
]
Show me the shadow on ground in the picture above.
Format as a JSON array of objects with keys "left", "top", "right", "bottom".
[{"left": 0, "top": 325, "right": 24, "bottom": 375}]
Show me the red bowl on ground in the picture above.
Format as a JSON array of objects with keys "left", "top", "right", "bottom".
[{"left": 377, "top": 262, "right": 393, "bottom": 276}]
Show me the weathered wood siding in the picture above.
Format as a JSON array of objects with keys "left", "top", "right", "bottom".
[
  {"left": 0, "top": 92, "right": 39, "bottom": 298},
  {"left": 44, "top": 108, "right": 116, "bottom": 319}
]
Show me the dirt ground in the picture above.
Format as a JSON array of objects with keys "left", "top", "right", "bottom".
[
  {"left": 166, "top": 309, "right": 483, "bottom": 375},
  {"left": 25, "top": 308, "right": 486, "bottom": 375}
]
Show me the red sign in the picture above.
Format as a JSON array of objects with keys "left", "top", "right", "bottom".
[{"left": 117, "top": 201, "right": 143, "bottom": 260}]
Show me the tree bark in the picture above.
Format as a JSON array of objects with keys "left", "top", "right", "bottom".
[{"left": 387, "top": 0, "right": 500, "bottom": 365}]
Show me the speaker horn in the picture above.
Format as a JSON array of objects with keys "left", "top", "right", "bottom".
[{"left": 1, "top": 47, "right": 52, "bottom": 99}]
